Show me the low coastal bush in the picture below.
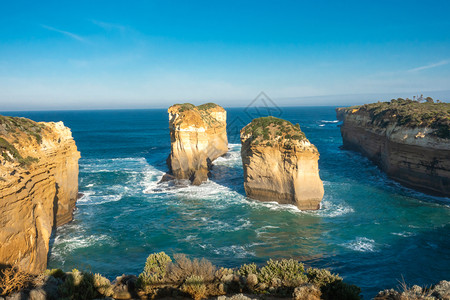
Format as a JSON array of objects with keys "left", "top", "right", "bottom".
[
  {"left": 137, "top": 251, "right": 172, "bottom": 290},
  {"left": 167, "top": 253, "right": 216, "bottom": 283},
  {"left": 181, "top": 275, "right": 207, "bottom": 300},
  {"left": 58, "top": 269, "right": 97, "bottom": 300},
  {"left": 93, "top": 273, "right": 114, "bottom": 297},
  {"left": 306, "top": 267, "right": 360, "bottom": 300},
  {"left": 237, "top": 263, "right": 258, "bottom": 277},
  {"left": 306, "top": 267, "right": 342, "bottom": 287},
  {"left": 258, "top": 258, "right": 307, "bottom": 287},
  {"left": 44, "top": 268, "right": 66, "bottom": 279},
  {"left": 0, "top": 253, "right": 366, "bottom": 299}
]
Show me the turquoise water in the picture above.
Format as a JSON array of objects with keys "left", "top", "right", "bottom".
[{"left": 4, "top": 107, "right": 449, "bottom": 298}]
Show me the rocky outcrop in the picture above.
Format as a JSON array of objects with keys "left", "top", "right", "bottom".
[
  {"left": 0, "top": 115, "right": 80, "bottom": 273},
  {"left": 337, "top": 100, "right": 450, "bottom": 197},
  {"left": 240, "top": 117, "right": 324, "bottom": 210},
  {"left": 375, "top": 280, "right": 450, "bottom": 299},
  {"left": 167, "top": 103, "right": 228, "bottom": 185}
]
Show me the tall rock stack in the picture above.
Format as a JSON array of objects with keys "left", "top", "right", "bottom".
[
  {"left": 167, "top": 103, "right": 228, "bottom": 185},
  {"left": 240, "top": 117, "right": 324, "bottom": 210},
  {"left": 0, "top": 116, "right": 80, "bottom": 273}
]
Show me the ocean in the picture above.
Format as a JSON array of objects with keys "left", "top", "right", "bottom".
[{"left": 3, "top": 106, "right": 449, "bottom": 298}]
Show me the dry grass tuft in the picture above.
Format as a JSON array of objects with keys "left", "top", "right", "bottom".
[
  {"left": 0, "top": 266, "right": 32, "bottom": 296},
  {"left": 167, "top": 254, "right": 216, "bottom": 284}
]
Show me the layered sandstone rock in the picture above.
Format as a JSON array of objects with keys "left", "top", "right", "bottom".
[
  {"left": 337, "top": 100, "right": 450, "bottom": 197},
  {"left": 0, "top": 115, "right": 80, "bottom": 273},
  {"left": 240, "top": 117, "right": 324, "bottom": 210},
  {"left": 167, "top": 103, "right": 228, "bottom": 185}
]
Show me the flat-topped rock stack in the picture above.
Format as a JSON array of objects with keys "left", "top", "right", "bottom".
[
  {"left": 167, "top": 103, "right": 228, "bottom": 185},
  {"left": 240, "top": 116, "right": 324, "bottom": 210}
]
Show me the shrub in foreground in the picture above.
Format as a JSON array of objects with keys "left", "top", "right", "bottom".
[
  {"left": 137, "top": 251, "right": 172, "bottom": 290},
  {"left": 181, "top": 275, "right": 207, "bottom": 300}
]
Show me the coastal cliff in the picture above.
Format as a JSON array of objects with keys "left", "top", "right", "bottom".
[
  {"left": 167, "top": 103, "right": 228, "bottom": 185},
  {"left": 0, "top": 115, "right": 80, "bottom": 273},
  {"left": 337, "top": 99, "right": 450, "bottom": 197},
  {"left": 240, "top": 117, "right": 324, "bottom": 210}
]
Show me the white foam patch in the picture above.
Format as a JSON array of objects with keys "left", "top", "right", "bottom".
[
  {"left": 49, "top": 230, "right": 116, "bottom": 263},
  {"left": 391, "top": 231, "right": 416, "bottom": 237},
  {"left": 211, "top": 245, "right": 256, "bottom": 258},
  {"left": 321, "top": 120, "right": 339, "bottom": 123},
  {"left": 77, "top": 193, "right": 123, "bottom": 206},
  {"left": 315, "top": 200, "right": 355, "bottom": 218},
  {"left": 142, "top": 166, "right": 165, "bottom": 193},
  {"left": 247, "top": 200, "right": 303, "bottom": 213},
  {"left": 342, "top": 237, "right": 377, "bottom": 252},
  {"left": 80, "top": 157, "right": 149, "bottom": 173},
  {"left": 199, "top": 217, "right": 251, "bottom": 232},
  {"left": 255, "top": 225, "right": 280, "bottom": 237}
]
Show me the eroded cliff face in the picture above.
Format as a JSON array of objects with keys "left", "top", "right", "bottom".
[
  {"left": 240, "top": 117, "right": 324, "bottom": 210},
  {"left": 337, "top": 106, "right": 450, "bottom": 197},
  {"left": 0, "top": 116, "right": 80, "bottom": 273},
  {"left": 167, "top": 103, "right": 228, "bottom": 185}
]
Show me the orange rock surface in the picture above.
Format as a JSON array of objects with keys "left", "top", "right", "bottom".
[
  {"left": 0, "top": 116, "right": 80, "bottom": 273},
  {"left": 167, "top": 103, "right": 228, "bottom": 185},
  {"left": 240, "top": 117, "right": 324, "bottom": 210}
]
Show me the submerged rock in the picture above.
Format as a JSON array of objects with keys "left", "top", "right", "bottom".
[
  {"left": 167, "top": 103, "right": 228, "bottom": 185},
  {"left": 240, "top": 117, "right": 324, "bottom": 210},
  {"left": 0, "top": 116, "right": 80, "bottom": 273}
]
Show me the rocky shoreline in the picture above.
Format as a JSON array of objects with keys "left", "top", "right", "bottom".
[
  {"left": 337, "top": 99, "right": 450, "bottom": 197},
  {"left": 1, "top": 252, "right": 448, "bottom": 300}
]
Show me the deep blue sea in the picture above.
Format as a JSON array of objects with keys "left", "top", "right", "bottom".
[{"left": 3, "top": 107, "right": 449, "bottom": 298}]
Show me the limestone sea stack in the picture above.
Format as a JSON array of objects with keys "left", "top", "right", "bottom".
[
  {"left": 167, "top": 103, "right": 228, "bottom": 185},
  {"left": 0, "top": 115, "right": 80, "bottom": 273},
  {"left": 240, "top": 117, "right": 324, "bottom": 210},
  {"left": 337, "top": 99, "right": 450, "bottom": 197}
]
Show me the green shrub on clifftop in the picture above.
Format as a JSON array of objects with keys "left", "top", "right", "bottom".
[
  {"left": 138, "top": 251, "right": 172, "bottom": 289},
  {"left": 258, "top": 259, "right": 307, "bottom": 287},
  {"left": 342, "top": 99, "right": 450, "bottom": 138}
]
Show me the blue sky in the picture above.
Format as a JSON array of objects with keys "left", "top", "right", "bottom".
[{"left": 1, "top": 0, "right": 450, "bottom": 110}]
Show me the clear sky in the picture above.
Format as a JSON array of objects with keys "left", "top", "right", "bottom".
[{"left": 1, "top": 0, "right": 450, "bottom": 110}]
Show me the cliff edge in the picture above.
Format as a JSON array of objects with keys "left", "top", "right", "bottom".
[
  {"left": 337, "top": 99, "right": 450, "bottom": 197},
  {"left": 240, "top": 117, "right": 324, "bottom": 210},
  {"left": 0, "top": 115, "right": 80, "bottom": 273},
  {"left": 167, "top": 103, "right": 228, "bottom": 185}
]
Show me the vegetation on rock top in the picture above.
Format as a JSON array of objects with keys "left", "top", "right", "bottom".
[
  {"left": 0, "top": 115, "right": 44, "bottom": 144},
  {"left": 171, "top": 103, "right": 225, "bottom": 128},
  {"left": 0, "top": 115, "right": 42, "bottom": 167},
  {"left": 242, "top": 116, "right": 306, "bottom": 148},
  {"left": 0, "top": 137, "right": 39, "bottom": 167},
  {"left": 197, "top": 102, "right": 220, "bottom": 111},
  {"left": 341, "top": 98, "right": 450, "bottom": 139}
]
